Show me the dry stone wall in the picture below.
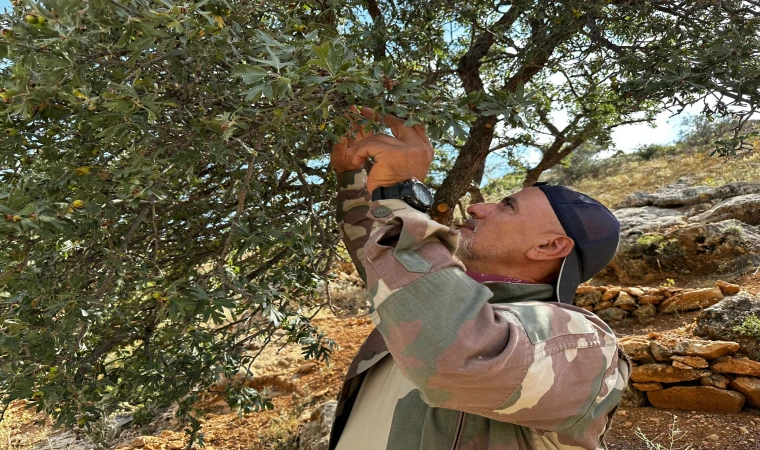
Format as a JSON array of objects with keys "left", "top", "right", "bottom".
[
  {"left": 572, "top": 280, "right": 742, "bottom": 322},
  {"left": 619, "top": 335, "right": 760, "bottom": 413}
]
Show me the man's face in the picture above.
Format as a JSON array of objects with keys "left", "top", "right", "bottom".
[{"left": 456, "top": 187, "right": 566, "bottom": 271}]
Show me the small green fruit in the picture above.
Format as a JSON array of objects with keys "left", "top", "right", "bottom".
[
  {"left": 5, "top": 128, "right": 18, "bottom": 137},
  {"left": 25, "top": 14, "right": 38, "bottom": 24}
]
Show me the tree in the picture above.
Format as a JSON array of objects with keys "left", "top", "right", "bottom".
[
  {"left": 349, "top": 0, "right": 760, "bottom": 221},
  {"left": 0, "top": 0, "right": 468, "bottom": 437},
  {"left": 2, "top": 0, "right": 760, "bottom": 442}
]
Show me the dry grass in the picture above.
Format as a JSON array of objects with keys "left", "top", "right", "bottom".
[
  {"left": 570, "top": 146, "right": 760, "bottom": 208},
  {"left": 0, "top": 401, "right": 54, "bottom": 449}
]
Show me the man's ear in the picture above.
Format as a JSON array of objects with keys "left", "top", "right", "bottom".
[{"left": 525, "top": 235, "right": 574, "bottom": 261}]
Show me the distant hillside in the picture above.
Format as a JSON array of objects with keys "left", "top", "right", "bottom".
[{"left": 482, "top": 119, "right": 760, "bottom": 208}]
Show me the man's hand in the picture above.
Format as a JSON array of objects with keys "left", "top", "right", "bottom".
[
  {"left": 331, "top": 106, "right": 434, "bottom": 194},
  {"left": 330, "top": 106, "right": 375, "bottom": 173}
]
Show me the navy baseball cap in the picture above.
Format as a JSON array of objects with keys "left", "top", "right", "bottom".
[{"left": 536, "top": 184, "right": 621, "bottom": 305}]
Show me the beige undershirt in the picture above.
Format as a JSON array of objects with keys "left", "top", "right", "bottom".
[{"left": 335, "top": 355, "right": 416, "bottom": 450}]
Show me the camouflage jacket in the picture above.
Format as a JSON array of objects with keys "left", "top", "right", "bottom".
[{"left": 329, "top": 169, "right": 630, "bottom": 450}]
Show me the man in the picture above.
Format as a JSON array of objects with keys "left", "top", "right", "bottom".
[{"left": 328, "top": 107, "right": 630, "bottom": 450}]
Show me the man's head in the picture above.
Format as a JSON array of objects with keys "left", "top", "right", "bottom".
[{"left": 456, "top": 185, "right": 620, "bottom": 304}]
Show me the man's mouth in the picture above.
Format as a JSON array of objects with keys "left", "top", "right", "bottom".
[{"left": 463, "top": 219, "right": 476, "bottom": 231}]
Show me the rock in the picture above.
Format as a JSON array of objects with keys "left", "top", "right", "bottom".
[
  {"left": 701, "top": 374, "right": 730, "bottom": 389},
  {"left": 166, "top": 442, "right": 184, "bottom": 450},
  {"left": 596, "top": 306, "right": 628, "bottom": 322},
  {"left": 689, "top": 194, "right": 760, "bottom": 226},
  {"left": 647, "top": 386, "right": 745, "bottom": 413},
  {"left": 715, "top": 280, "right": 742, "bottom": 296},
  {"left": 580, "top": 305, "right": 594, "bottom": 312},
  {"left": 574, "top": 289, "right": 602, "bottom": 307},
  {"left": 649, "top": 178, "right": 715, "bottom": 207},
  {"left": 610, "top": 219, "right": 760, "bottom": 285},
  {"left": 708, "top": 434, "right": 720, "bottom": 442},
  {"left": 633, "top": 382, "right": 664, "bottom": 391},
  {"left": 711, "top": 356, "right": 760, "bottom": 376},
  {"left": 614, "top": 206, "right": 686, "bottom": 235},
  {"left": 673, "top": 339, "right": 739, "bottom": 359},
  {"left": 638, "top": 294, "right": 665, "bottom": 305},
  {"left": 659, "top": 287, "right": 724, "bottom": 313},
  {"left": 602, "top": 287, "right": 622, "bottom": 302},
  {"left": 297, "top": 401, "right": 337, "bottom": 450},
  {"left": 617, "top": 191, "right": 653, "bottom": 208},
  {"left": 694, "top": 291, "right": 760, "bottom": 361},
  {"left": 621, "top": 384, "right": 647, "bottom": 407},
  {"left": 631, "top": 364, "right": 711, "bottom": 383},
  {"left": 633, "top": 304, "right": 658, "bottom": 320},
  {"left": 626, "top": 287, "right": 646, "bottom": 297},
  {"left": 728, "top": 377, "right": 760, "bottom": 407},
  {"left": 614, "top": 292, "right": 638, "bottom": 311},
  {"left": 619, "top": 337, "right": 653, "bottom": 362},
  {"left": 649, "top": 341, "right": 672, "bottom": 362},
  {"left": 594, "top": 300, "right": 613, "bottom": 311},
  {"left": 670, "top": 355, "right": 709, "bottom": 369},
  {"left": 576, "top": 285, "right": 600, "bottom": 294}
]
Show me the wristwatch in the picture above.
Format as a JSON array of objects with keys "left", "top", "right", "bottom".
[{"left": 371, "top": 179, "right": 434, "bottom": 212}]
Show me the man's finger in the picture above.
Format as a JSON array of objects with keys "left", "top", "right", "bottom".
[
  {"left": 384, "top": 113, "right": 424, "bottom": 144},
  {"left": 348, "top": 133, "right": 398, "bottom": 166},
  {"left": 412, "top": 123, "right": 431, "bottom": 146}
]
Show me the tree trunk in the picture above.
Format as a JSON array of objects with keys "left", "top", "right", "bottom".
[{"left": 430, "top": 116, "right": 496, "bottom": 223}]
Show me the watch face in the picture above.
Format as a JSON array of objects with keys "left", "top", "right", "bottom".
[{"left": 412, "top": 183, "right": 433, "bottom": 206}]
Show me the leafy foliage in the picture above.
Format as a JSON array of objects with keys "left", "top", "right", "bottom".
[{"left": 0, "top": 0, "right": 470, "bottom": 433}]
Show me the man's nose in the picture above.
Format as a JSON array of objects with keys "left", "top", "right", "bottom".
[{"left": 466, "top": 202, "right": 496, "bottom": 219}]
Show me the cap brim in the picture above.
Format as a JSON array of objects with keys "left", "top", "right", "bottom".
[{"left": 556, "top": 247, "right": 582, "bottom": 305}]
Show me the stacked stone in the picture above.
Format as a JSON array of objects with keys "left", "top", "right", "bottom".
[
  {"left": 573, "top": 280, "right": 741, "bottom": 322},
  {"left": 620, "top": 336, "right": 760, "bottom": 413}
]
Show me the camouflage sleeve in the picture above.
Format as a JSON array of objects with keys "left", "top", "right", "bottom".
[
  {"left": 363, "top": 200, "right": 630, "bottom": 438},
  {"left": 336, "top": 169, "right": 372, "bottom": 283}
]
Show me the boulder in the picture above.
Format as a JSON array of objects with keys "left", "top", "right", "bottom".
[
  {"left": 711, "top": 181, "right": 760, "bottom": 200},
  {"left": 614, "top": 292, "right": 638, "bottom": 311},
  {"left": 594, "top": 300, "right": 613, "bottom": 311},
  {"left": 626, "top": 287, "right": 646, "bottom": 297},
  {"left": 673, "top": 339, "right": 739, "bottom": 359},
  {"left": 671, "top": 355, "right": 709, "bottom": 369},
  {"left": 602, "top": 287, "right": 622, "bottom": 302},
  {"left": 633, "top": 304, "right": 658, "bottom": 320},
  {"left": 689, "top": 194, "right": 760, "bottom": 226},
  {"left": 728, "top": 377, "right": 760, "bottom": 407},
  {"left": 621, "top": 384, "right": 647, "bottom": 407},
  {"left": 633, "top": 382, "right": 663, "bottom": 392},
  {"left": 701, "top": 374, "right": 730, "bottom": 390},
  {"left": 631, "top": 364, "right": 711, "bottom": 383},
  {"left": 614, "top": 207, "right": 686, "bottom": 236},
  {"left": 574, "top": 290, "right": 602, "bottom": 307},
  {"left": 297, "top": 401, "right": 337, "bottom": 450},
  {"left": 617, "top": 191, "right": 653, "bottom": 208},
  {"left": 711, "top": 356, "right": 760, "bottom": 376},
  {"left": 649, "top": 179, "right": 715, "bottom": 207},
  {"left": 649, "top": 341, "right": 672, "bottom": 362},
  {"left": 618, "top": 337, "right": 653, "bottom": 362},
  {"left": 596, "top": 306, "right": 628, "bottom": 322},
  {"left": 638, "top": 294, "right": 665, "bottom": 305},
  {"left": 715, "top": 280, "right": 741, "bottom": 295},
  {"left": 659, "top": 287, "right": 724, "bottom": 314},
  {"left": 575, "top": 285, "right": 601, "bottom": 294},
  {"left": 694, "top": 291, "right": 760, "bottom": 361},
  {"left": 610, "top": 219, "right": 760, "bottom": 285},
  {"left": 647, "top": 386, "right": 745, "bottom": 413}
]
